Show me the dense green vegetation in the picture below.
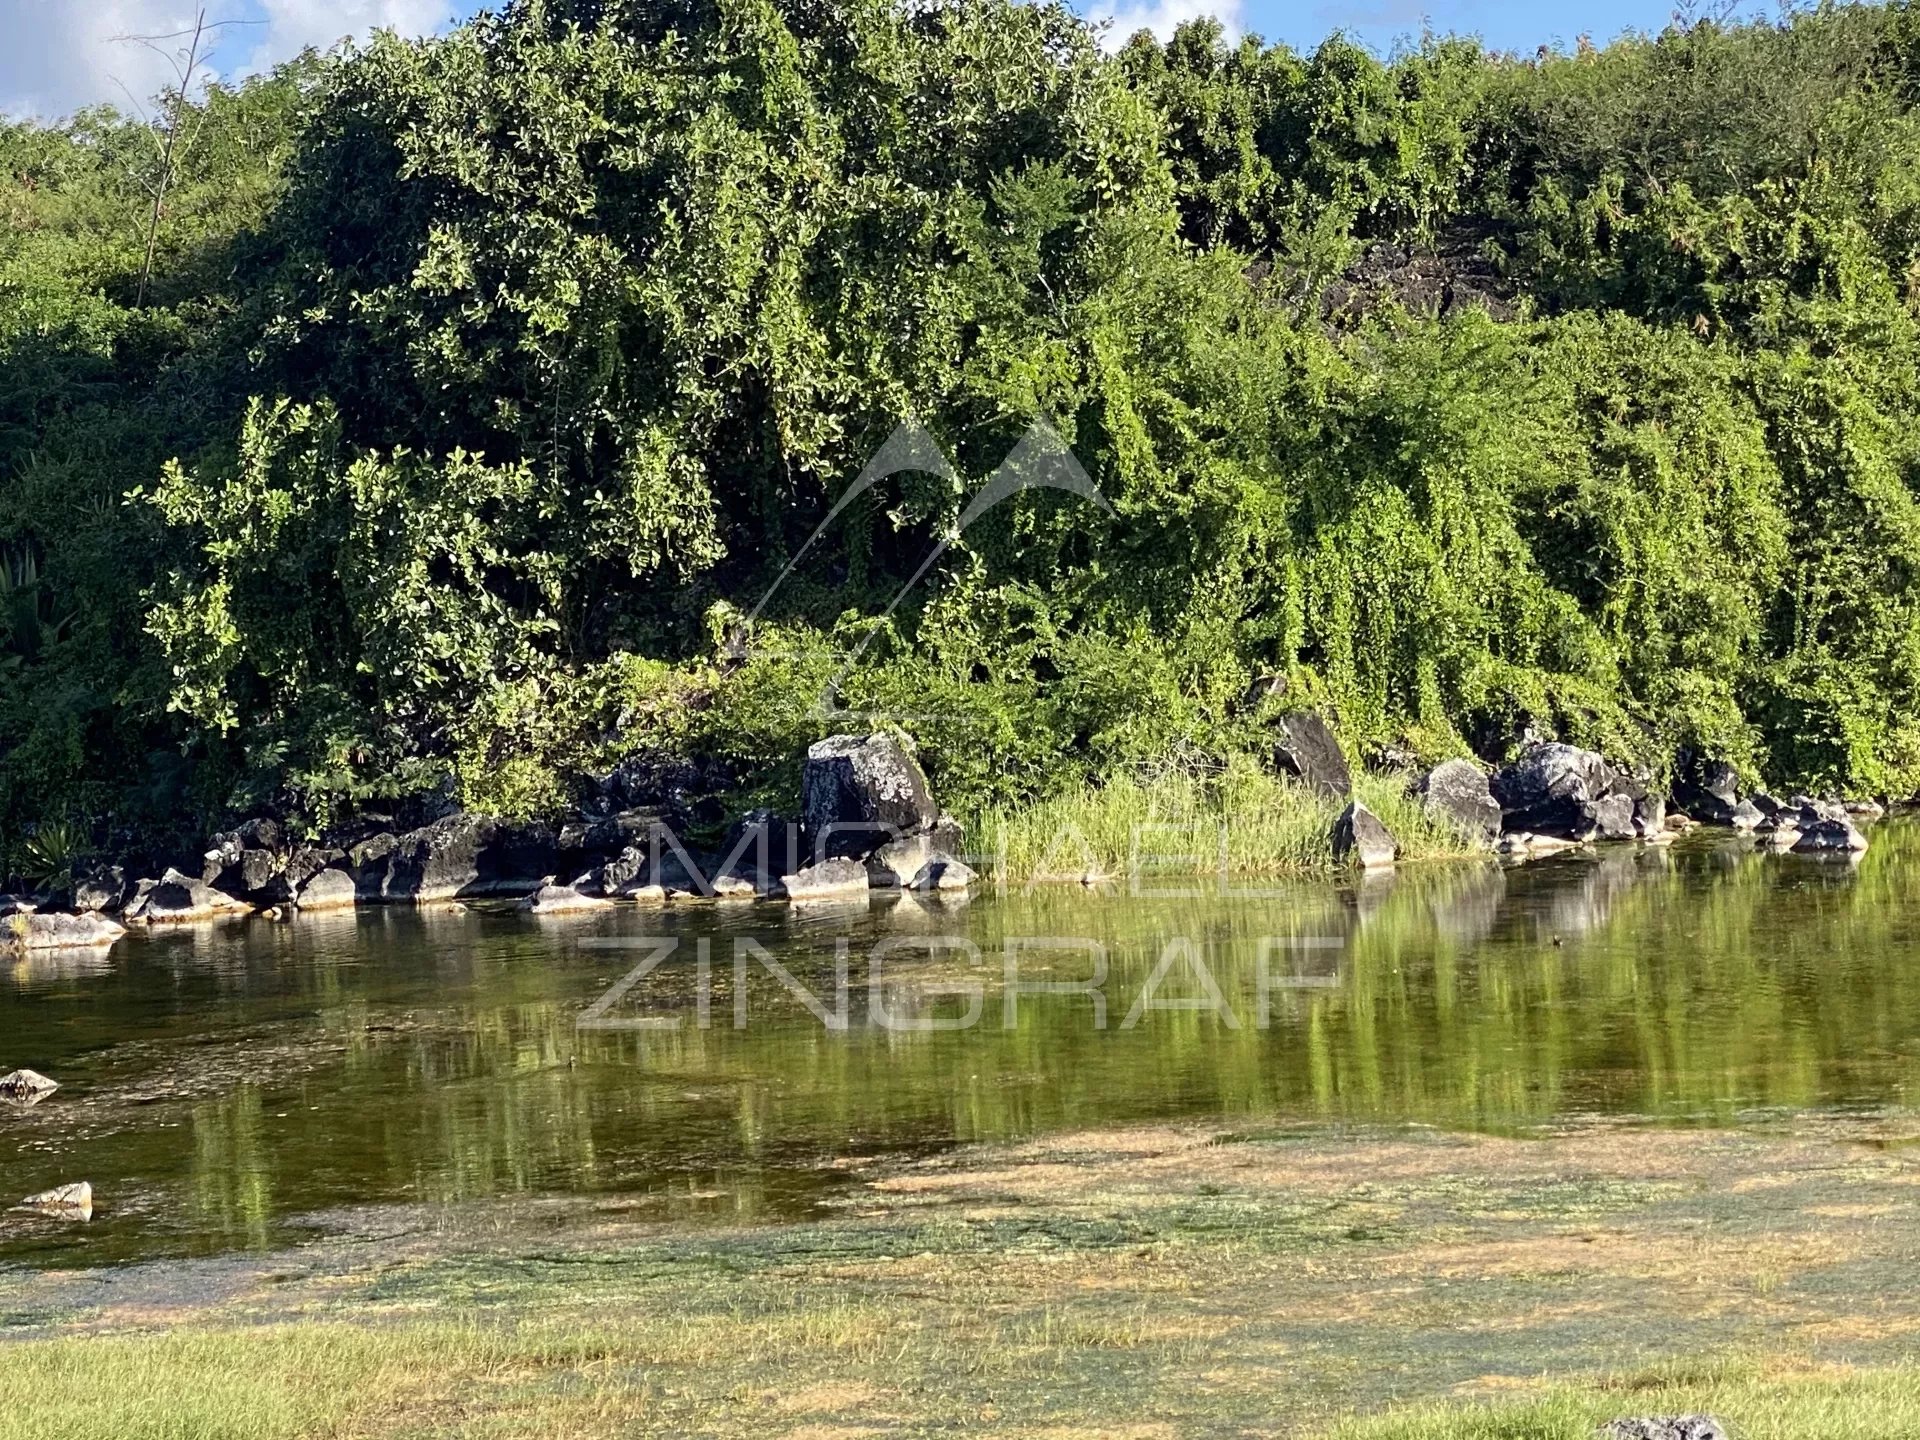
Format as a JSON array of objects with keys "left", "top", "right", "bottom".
[{"left": 5, "top": 0, "right": 1920, "bottom": 857}]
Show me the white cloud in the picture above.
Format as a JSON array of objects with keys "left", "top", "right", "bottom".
[
  {"left": 244, "top": 0, "right": 454, "bottom": 73},
  {"left": 1088, "top": 0, "right": 1243, "bottom": 51},
  {"left": 0, "top": 0, "right": 457, "bottom": 121}
]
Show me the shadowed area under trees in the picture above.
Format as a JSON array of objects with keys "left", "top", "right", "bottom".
[{"left": 4, "top": 0, "right": 1920, "bottom": 862}]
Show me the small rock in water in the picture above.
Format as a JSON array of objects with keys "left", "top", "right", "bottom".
[
  {"left": 1598, "top": 1418, "right": 1727, "bottom": 1440},
  {"left": 781, "top": 858, "right": 871, "bottom": 901},
  {"left": 1791, "top": 815, "right": 1869, "bottom": 854},
  {"left": 907, "top": 855, "right": 977, "bottom": 892},
  {"left": 0, "top": 1069, "right": 59, "bottom": 1103},
  {"left": 19, "top": 1182, "right": 92, "bottom": 1221},
  {"left": 522, "top": 881, "right": 613, "bottom": 915}
]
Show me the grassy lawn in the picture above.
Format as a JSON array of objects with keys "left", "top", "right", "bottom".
[{"left": 4, "top": 1120, "right": 1919, "bottom": 1438}]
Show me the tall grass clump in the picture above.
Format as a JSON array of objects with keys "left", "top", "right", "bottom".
[{"left": 970, "top": 758, "right": 1470, "bottom": 883}]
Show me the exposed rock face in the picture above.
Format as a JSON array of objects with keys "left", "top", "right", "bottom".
[
  {"left": 1599, "top": 1418, "right": 1727, "bottom": 1440},
  {"left": 72, "top": 865, "right": 127, "bottom": 914},
  {"left": 1273, "top": 711, "right": 1353, "bottom": 798},
  {"left": 349, "top": 833, "right": 400, "bottom": 898},
  {"left": 907, "top": 856, "right": 976, "bottom": 892},
  {"left": 1331, "top": 801, "right": 1397, "bottom": 869},
  {"left": 366, "top": 815, "right": 560, "bottom": 903},
  {"left": 295, "top": 867, "right": 359, "bottom": 912},
  {"left": 0, "top": 1069, "right": 58, "bottom": 1102},
  {"left": 125, "top": 869, "right": 253, "bottom": 923},
  {"left": 18, "top": 1182, "right": 91, "bottom": 1221},
  {"left": 715, "top": 809, "right": 803, "bottom": 894},
  {"left": 1415, "top": 759, "right": 1501, "bottom": 844},
  {"left": 4, "top": 912, "right": 127, "bottom": 950},
  {"left": 803, "top": 733, "right": 939, "bottom": 859},
  {"left": 782, "top": 858, "right": 872, "bottom": 901},
  {"left": 522, "top": 882, "right": 613, "bottom": 915},
  {"left": 260, "top": 847, "right": 336, "bottom": 905}
]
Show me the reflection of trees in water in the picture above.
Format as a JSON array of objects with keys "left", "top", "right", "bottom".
[{"left": 41, "top": 827, "right": 1920, "bottom": 1252}]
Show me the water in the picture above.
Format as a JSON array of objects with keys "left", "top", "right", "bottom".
[{"left": 6, "top": 826, "right": 1920, "bottom": 1267}]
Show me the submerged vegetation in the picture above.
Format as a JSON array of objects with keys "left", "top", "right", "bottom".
[{"left": 5, "top": 0, "right": 1920, "bottom": 858}]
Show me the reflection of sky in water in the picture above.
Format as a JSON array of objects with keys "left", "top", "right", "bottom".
[{"left": 1, "top": 824, "right": 1916, "bottom": 1267}]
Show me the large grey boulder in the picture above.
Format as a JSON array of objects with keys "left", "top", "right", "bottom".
[
  {"left": 4, "top": 912, "right": 127, "bottom": 950},
  {"left": 1491, "top": 743, "right": 1636, "bottom": 841},
  {"left": 1415, "top": 759, "right": 1501, "bottom": 844},
  {"left": 1273, "top": 711, "right": 1353, "bottom": 798},
  {"left": 1591, "top": 793, "right": 1637, "bottom": 840},
  {"left": 295, "top": 867, "right": 359, "bottom": 912},
  {"left": 1492, "top": 743, "right": 1617, "bottom": 812},
  {"left": 372, "top": 815, "right": 560, "bottom": 903},
  {"left": 1331, "top": 801, "right": 1397, "bottom": 869},
  {"left": 125, "top": 869, "right": 251, "bottom": 924},
  {"left": 782, "top": 858, "right": 871, "bottom": 901},
  {"left": 1599, "top": 1419, "right": 1727, "bottom": 1440},
  {"left": 803, "top": 733, "right": 938, "bottom": 858}
]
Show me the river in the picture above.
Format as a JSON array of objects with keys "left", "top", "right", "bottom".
[{"left": 5, "top": 825, "right": 1919, "bottom": 1267}]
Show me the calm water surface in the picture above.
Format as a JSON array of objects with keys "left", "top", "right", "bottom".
[{"left": 5, "top": 825, "right": 1920, "bottom": 1266}]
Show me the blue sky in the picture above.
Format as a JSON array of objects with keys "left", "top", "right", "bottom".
[{"left": 1, "top": 0, "right": 1759, "bottom": 120}]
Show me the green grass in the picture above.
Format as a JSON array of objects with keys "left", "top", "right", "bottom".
[
  {"left": 971, "top": 759, "right": 1472, "bottom": 883},
  {"left": 8, "top": 1123, "right": 1920, "bottom": 1438},
  {"left": 1326, "top": 1357, "right": 1920, "bottom": 1439}
]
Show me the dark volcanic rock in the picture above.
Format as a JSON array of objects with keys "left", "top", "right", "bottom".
[
  {"left": 1491, "top": 743, "right": 1636, "bottom": 841},
  {"left": 1331, "top": 801, "right": 1396, "bottom": 869},
  {"left": 1791, "top": 815, "right": 1870, "bottom": 854},
  {"left": 803, "top": 733, "right": 939, "bottom": 859},
  {"left": 373, "top": 815, "right": 560, "bottom": 903},
  {"left": 72, "top": 865, "right": 127, "bottom": 914},
  {"left": 1673, "top": 752, "right": 1745, "bottom": 825},
  {"left": 1273, "top": 711, "right": 1353, "bottom": 798},
  {"left": 129, "top": 869, "right": 252, "bottom": 923},
  {"left": 1414, "top": 759, "right": 1500, "bottom": 844},
  {"left": 1491, "top": 743, "right": 1617, "bottom": 813}
]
